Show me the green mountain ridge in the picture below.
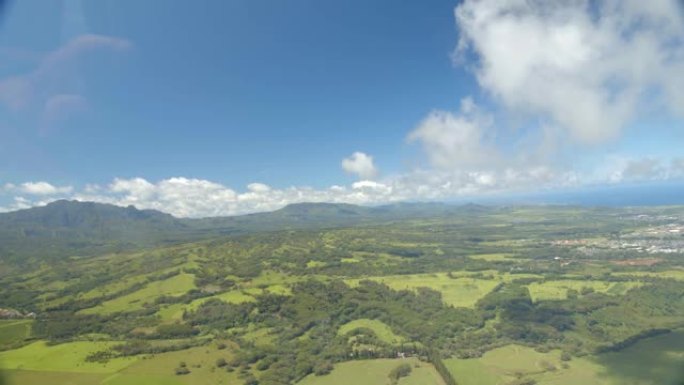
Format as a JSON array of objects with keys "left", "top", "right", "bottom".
[{"left": 0, "top": 200, "right": 485, "bottom": 262}]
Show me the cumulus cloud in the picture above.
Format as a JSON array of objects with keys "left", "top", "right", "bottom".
[
  {"left": 0, "top": 161, "right": 682, "bottom": 217},
  {"left": 247, "top": 183, "right": 271, "bottom": 193},
  {"left": 408, "top": 97, "right": 498, "bottom": 170},
  {"left": 455, "top": 0, "right": 684, "bottom": 144},
  {"left": 67, "top": 177, "right": 403, "bottom": 217},
  {"left": 17, "top": 182, "right": 73, "bottom": 195},
  {"left": 341, "top": 152, "right": 378, "bottom": 179}
]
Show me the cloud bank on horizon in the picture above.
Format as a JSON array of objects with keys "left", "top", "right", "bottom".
[{"left": 1, "top": 0, "right": 684, "bottom": 217}]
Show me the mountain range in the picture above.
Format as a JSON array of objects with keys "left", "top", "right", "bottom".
[{"left": 0, "top": 200, "right": 489, "bottom": 262}]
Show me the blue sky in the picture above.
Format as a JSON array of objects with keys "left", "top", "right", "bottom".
[{"left": 0, "top": 0, "right": 683, "bottom": 217}]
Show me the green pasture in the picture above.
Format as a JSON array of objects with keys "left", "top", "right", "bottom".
[
  {"left": 79, "top": 273, "right": 196, "bottom": 315},
  {"left": 0, "top": 340, "right": 138, "bottom": 373},
  {"left": 109, "top": 343, "right": 240, "bottom": 385},
  {"left": 338, "top": 319, "right": 405, "bottom": 344},
  {"left": 0, "top": 320, "right": 31, "bottom": 348},
  {"left": 469, "top": 253, "right": 517, "bottom": 261},
  {"left": 446, "top": 332, "right": 684, "bottom": 385},
  {"left": 346, "top": 273, "right": 502, "bottom": 308},
  {"left": 527, "top": 280, "right": 642, "bottom": 302},
  {"left": 1, "top": 369, "right": 108, "bottom": 385},
  {"left": 297, "top": 358, "right": 444, "bottom": 385},
  {"left": 613, "top": 269, "right": 684, "bottom": 281}
]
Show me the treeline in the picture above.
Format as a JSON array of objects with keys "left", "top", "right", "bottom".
[{"left": 594, "top": 328, "right": 671, "bottom": 353}]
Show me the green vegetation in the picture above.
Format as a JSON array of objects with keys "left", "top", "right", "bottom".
[
  {"left": 0, "top": 341, "right": 138, "bottom": 373},
  {"left": 79, "top": 273, "right": 196, "bottom": 315},
  {"left": 445, "top": 332, "right": 684, "bottom": 385},
  {"left": 469, "top": 253, "right": 516, "bottom": 261},
  {"left": 1, "top": 203, "right": 684, "bottom": 385},
  {"left": 347, "top": 273, "right": 502, "bottom": 308},
  {"left": 298, "top": 358, "right": 443, "bottom": 385},
  {"left": 338, "top": 319, "right": 405, "bottom": 344},
  {"left": 527, "top": 280, "right": 643, "bottom": 302},
  {"left": 0, "top": 320, "right": 31, "bottom": 349}
]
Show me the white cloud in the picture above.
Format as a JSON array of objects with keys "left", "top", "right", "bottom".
[
  {"left": 18, "top": 181, "right": 73, "bottom": 195},
  {"left": 247, "top": 183, "right": 271, "bottom": 193},
  {"left": 0, "top": 161, "right": 682, "bottom": 217},
  {"left": 341, "top": 152, "right": 378, "bottom": 179},
  {"left": 455, "top": 0, "right": 684, "bottom": 144},
  {"left": 604, "top": 157, "right": 669, "bottom": 183},
  {"left": 407, "top": 97, "right": 497, "bottom": 170}
]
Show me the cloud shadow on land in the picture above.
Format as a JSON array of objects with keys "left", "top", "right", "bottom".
[{"left": 592, "top": 330, "right": 684, "bottom": 385}]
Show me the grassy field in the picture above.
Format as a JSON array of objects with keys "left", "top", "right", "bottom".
[
  {"left": 445, "top": 345, "right": 603, "bottom": 385},
  {"left": 80, "top": 273, "right": 196, "bottom": 315},
  {"left": 0, "top": 320, "right": 31, "bottom": 348},
  {"left": 157, "top": 289, "right": 257, "bottom": 321},
  {"left": 445, "top": 332, "right": 684, "bottom": 385},
  {"left": 527, "top": 280, "right": 643, "bottom": 302},
  {"left": 469, "top": 253, "right": 517, "bottom": 261},
  {"left": 155, "top": 271, "right": 296, "bottom": 322},
  {"left": 106, "top": 343, "right": 240, "bottom": 385},
  {"left": 1, "top": 369, "right": 109, "bottom": 385},
  {"left": 613, "top": 269, "right": 684, "bottom": 281},
  {"left": 0, "top": 341, "right": 239, "bottom": 385},
  {"left": 0, "top": 341, "right": 138, "bottom": 373},
  {"left": 338, "top": 319, "right": 405, "bottom": 344},
  {"left": 79, "top": 275, "right": 150, "bottom": 300},
  {"left": 297, "top": 358, "right": 444, "bottom": 385},
  {"left": 347, "top": 273, "right": 502, "bottom": 308}
]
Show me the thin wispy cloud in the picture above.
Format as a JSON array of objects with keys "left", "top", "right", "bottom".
[{"left": 0, "top": 34, "right": 130, "bottom": 135}]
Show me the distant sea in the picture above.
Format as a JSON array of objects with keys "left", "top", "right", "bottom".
[{"left": 470, "top": 182, "right": 684, "bottom": 207}]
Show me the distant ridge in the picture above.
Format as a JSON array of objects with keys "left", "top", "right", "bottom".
[
  {"left": 0, "top": 200, "right": 491, "bottom": 262},
  {"left": 5, "top": 199, "right": 179, "bottom": 227},
  {"left": 0, "top": 200, "right": 188, "bottom": 262}
]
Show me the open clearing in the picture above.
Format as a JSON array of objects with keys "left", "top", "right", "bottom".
[
  {"left": 0, "top": 340, "right": 138, "bottom": 373},
  {"left": 346, "top": 273, "right": 505, "bottom": 308},
  {"left": 338, "top": 319, "right": 405, "bottom": 344},
  {"left": 79, "top": 273, "right": 196, "bottom": 315},
  {"left": 446, "top": 332, "right": 684, "bottom": 385},
  {"left": 107, "top": 343, "right": 240, "bottom": 385},
  {"left": 2, "top": 369, "right": 109, "bottom": 385},
  {"left": 445, "top": 344, "right": 605, "bottom": 385},
  {"left": 1, "top": 342, "right": 239, "bottom": 385},
  {"left": 297, "top": 358, "right": 445, "bottom": 385},
  {"left": 613, "top": 269, "right": 684, "bottom": 281},
  {"left": 0, "top": 320, "right": 31, "bottom": 348},
  {"left": 469, "top": 253, "right": 517, "bottom": 261},
  {"left": 527, "top": 280, "right": 643, "bottom": 302}
]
